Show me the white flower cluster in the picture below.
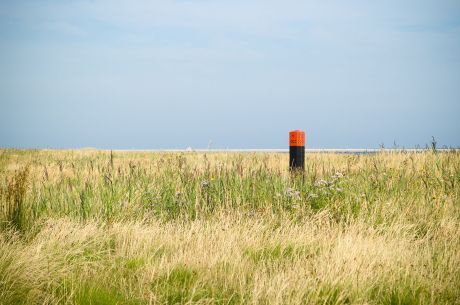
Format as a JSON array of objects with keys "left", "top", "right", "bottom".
[
  {"left": 201, "top": 180, "right": 211, "bottom": 188},
  {"left": 332, "top": 171, "right": 344, "bottom": 179},
  {"left": 284, "top": 187, "right": 301, "bottom": 200},
  {"left": 313, "top": 171, "right": 345, "bottom": 193},
  {"left": 307, "top": 193, "right": 319, "bottom": 199}
]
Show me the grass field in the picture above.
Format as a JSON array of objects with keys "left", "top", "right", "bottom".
[{"left": 0, "top": 149, "right": 459, "bottom": 305}]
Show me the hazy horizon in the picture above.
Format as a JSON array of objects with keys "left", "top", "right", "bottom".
[{"left": 1, "top": 0, "right": 459, "bottom": 149}]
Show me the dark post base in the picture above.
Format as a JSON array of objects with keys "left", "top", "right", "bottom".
[{"left": 289, "top": 145, "right": 305, "bottom": 171}]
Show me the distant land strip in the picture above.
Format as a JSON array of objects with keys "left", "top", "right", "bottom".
[{"left": 114, "top": 148, "right": 458, "bottom": 154}]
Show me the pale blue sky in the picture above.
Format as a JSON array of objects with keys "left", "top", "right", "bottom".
[{"left": 1, "top": 0, "right": 459, "bottom": 149}]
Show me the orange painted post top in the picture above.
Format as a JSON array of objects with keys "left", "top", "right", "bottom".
[
  {"left": 289, "top": 130, "right": 305, "bottom": 171},
  {"left": 289, "top": 130, "right": 305, "bottom": 147}
]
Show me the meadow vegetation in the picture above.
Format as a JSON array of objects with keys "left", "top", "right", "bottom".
[{"left": 0, "top": 149, "right": 459, "bottom": 304}]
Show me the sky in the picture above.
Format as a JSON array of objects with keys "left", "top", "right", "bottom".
[{"left": 0, "top": 0, "right": 459, "bottom": 149}]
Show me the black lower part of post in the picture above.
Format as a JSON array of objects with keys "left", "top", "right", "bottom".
[{"left": 289, "top": 146, "right": 305, "bottom": 170}]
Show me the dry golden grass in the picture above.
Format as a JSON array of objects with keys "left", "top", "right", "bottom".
[{"left": 0, "top": 149, "right": 459, "bottom": 304}]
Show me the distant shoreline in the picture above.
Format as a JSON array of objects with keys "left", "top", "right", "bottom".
[
  {"left": 113, "top": 148, "right": 458, "bottom": 154},
  {"left": 2, "top": 148, "right": 458, "bottom": 154}
]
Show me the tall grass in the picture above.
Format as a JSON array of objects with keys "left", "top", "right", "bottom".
[
  {"left": 0, "top": 149, "right": 459, "bottom": 304},
  {"left": 1, "top": 165, "right": 29, "bottom": 232}
]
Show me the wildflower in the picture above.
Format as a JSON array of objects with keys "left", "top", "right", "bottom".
[
  {"left": 332, "top": 171, "right": 344, "bottom": 179},
  {"left": 308, "top": 193, "right": 318, "bottom": 199},
  {"left": 175, "top": 191, "right": 182, "bottom": 198},
  {"left": 314, "top": 179, "right": 328, "bottom": 187},
  {"left": 285, "top": 187, "right": 300, "bottom": 199},
  {"left": 335, "top": 187, "right": 343, "bottom": 192},
  {"left": 316, "top": 179, "right": 335, "bottom": 188},
  {"left": 201, "top": 180, "right": 211, "bottom": 188}
]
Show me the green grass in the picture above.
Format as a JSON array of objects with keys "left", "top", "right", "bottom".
[
  {"left": 150, "top": 265, "right": 244, "bottom": 305},
  {"left": 244, "top": 243, "right": 320, "bottom": 263},
  {"left": 73, "top": 282, "right": 136, "bottom": 305}
]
